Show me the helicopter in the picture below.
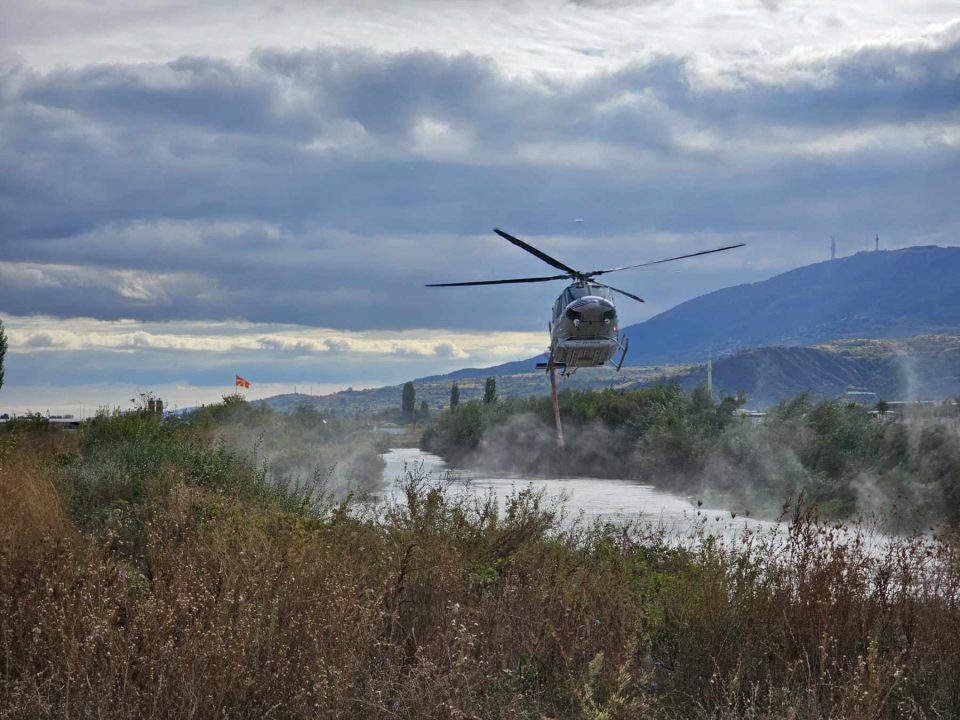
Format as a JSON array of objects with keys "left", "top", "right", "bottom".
[{"left": 427, "top": 228, "right": 745, "bottom": 375}]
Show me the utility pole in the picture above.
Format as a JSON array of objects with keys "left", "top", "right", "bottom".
[
  {"left": 707, "top": 349, "right": 713, "bottom": 398},
  {"left": 830, "top": 236, "right": 836, "bottom": 260}
]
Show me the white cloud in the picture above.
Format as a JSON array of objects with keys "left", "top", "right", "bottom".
[
  {"left": 2, "top": 0, "right": 955, "bottom": 86},
  {"left": 1, "top": 314, "right": 546, "bottom": 360},
  {"left": 0, "top": 264, "right": 62, "bottom": 290},
  {"left": 322, "top": 337, "right": 353, "bottom": 353},
  {"left": 0, "top": 261, "right": 218, "bottom": 305},
  {"left": 0, "top": 314, "right": 552, "bottom": 406},
  {"left": 433, "top": 341, "right": 467, "bottom": 359}
]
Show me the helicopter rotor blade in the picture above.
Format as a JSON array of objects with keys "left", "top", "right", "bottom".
[
  {"left": 493, "top": 228, "right": 580, "bottom": 275},
  {"left": 588, "top": 243, "right": 746, "bottom": 276},
  {"left": 592, "top": 281, "right": 645, "bottom": 303},
  {"left": 426, "top": 274, "right": 571, "bottom": 287}
]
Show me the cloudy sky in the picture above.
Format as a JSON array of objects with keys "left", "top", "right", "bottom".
[{"left": 1, "top": 0, "right": 958, "bottom": 413}]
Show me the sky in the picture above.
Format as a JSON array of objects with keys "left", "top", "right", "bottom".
[{"left": 1, "top": 0, "right": 958, "bottom": 414}]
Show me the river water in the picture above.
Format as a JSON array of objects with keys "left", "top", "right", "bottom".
[{"left": 382, "top": 447, "right": 785, "bottom": 539}]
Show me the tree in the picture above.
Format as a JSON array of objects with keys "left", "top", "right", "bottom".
[
  {"left": 690, "top": 383, "right": 715, "bottom": 429},
  {"left": 450, "top": 383, "right": 460, "bottom": 411},
  {"left": 401, "top": 382, "right": 416, "bottom": 423},
  {"left": 0, "top": 318, "right": 6, "bottom": 391},
  {"left": 484, "top": 376, "right": 497, "bottom": 405},
  {"left": 419, "top": 400, "right": 429, "bottom": 420}
]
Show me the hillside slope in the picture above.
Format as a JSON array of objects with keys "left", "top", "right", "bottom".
[
  {"left": 419, "top": 246, "right": 960, "bottom": 379},
  {"left": 661, "top": 336, "right": 960, "bottom": 406},
  {"left": 257, "top": 246, "right": 960, "bottom": 414},
  {"left": 258, "top": 336, "right": 960, "bottom": 415},
  {"left": 623, "top": 246, "right": 960, "bottom": 364}
]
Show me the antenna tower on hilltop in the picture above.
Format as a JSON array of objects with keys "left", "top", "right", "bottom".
[
  {"left": 831, "top": 236, "right": 836, "bottom": 260},
  {"left": 875, "top": 233, "right": 879, "bottom": 251}
]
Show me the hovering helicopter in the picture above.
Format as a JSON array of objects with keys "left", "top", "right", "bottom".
[{"left": 428, "top": 228, "right": 745, "bottom": 375}]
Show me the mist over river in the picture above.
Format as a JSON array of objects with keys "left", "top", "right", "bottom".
[{"left": 382, "top": 447, "right": 788, "bottom": 539}]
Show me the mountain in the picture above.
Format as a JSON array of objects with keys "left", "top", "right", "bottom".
[
  {"left": 257, "top": 246, "right": 960, "bottom": 414},
  {"left": 416, "top": 356, "right": 548, "bottom": 383},
  {"left": 423, "top": 245, "right": 960, "bottom": 379},
  {"left": 260, "top": 335, "right": 960, "bottom": 416},
  {"left": 622, "top": 246, "right": 960, "bottom": 365},
  {"left": 659, "top": 336, "right": 960, "bottom": 407}
]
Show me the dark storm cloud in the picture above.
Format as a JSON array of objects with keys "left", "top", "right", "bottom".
[
  {"left": 690, "top": 39, "right": 960, "bottom": 127},
  {"left": 1, "top": 30, "right": 958, "bottom": 331}
]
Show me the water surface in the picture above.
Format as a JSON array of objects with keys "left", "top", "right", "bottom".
[{"left": 383, "top": 447, "right": 783, "bottom": 539}]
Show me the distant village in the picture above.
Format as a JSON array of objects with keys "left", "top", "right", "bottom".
[{"left": 4, "top": 389, "right": 959, "bottom": 432}]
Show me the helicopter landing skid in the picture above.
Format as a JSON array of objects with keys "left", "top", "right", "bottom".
[
  {"left": 613, "top": 336, "right": 630, "bottom": 371},
  {"left": 535, "top": 360, "right": 566, "bottom": 371},
  {"left": 537, "top": 360, "right": 576, "bottom": 377}
]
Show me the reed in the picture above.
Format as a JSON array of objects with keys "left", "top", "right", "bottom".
[{"left": 2, "top": 414, "right": 959, "bottom": 719}]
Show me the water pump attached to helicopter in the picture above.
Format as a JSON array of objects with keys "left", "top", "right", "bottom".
[{"left": 427, "top": 228, "right": 745, "bottom": 376}]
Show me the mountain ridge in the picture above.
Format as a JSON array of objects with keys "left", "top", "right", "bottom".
[
  {"left": 259, "top": 335, "right": 960, "bottom": 416},
  {"left": 256, "top": 245, "right": 960, "bottom": 412},
  {"left": 623, "top": 245, "right": 960, "bottom": 364},
  {"left": 419, "top": 245, "right": 960, "bottom": 380}
]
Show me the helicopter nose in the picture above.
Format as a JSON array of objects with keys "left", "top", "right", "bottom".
[{"left": 565, "top": 296, "right": 616, "bottom": 324}]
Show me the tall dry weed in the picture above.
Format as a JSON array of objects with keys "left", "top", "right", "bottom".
[
  {"left": 4, "top": 421, "right": 960, "bottom": 719},
  {"left": 0, "top": 444, "right": 70, "bottom": 565}
]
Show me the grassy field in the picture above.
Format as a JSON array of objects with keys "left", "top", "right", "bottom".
[{"left": 3, "top": 404, "right": 960, "bottom": 718}]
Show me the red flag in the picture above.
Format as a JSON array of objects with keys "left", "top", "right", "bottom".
[{"left": 235, "top": 374, "right": 251, "bottom": 389}]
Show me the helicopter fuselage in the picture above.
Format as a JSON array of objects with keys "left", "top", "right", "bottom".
[{"left": 549, "top": 282, "right": 622, "bottom": 368}]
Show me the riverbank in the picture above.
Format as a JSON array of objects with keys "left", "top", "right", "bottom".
[
  {"left": 421, "top": 386, "right": 960, "bottom": 529},
  {"left": 3, "top": 406, "right": 959, "bottom": 718}
]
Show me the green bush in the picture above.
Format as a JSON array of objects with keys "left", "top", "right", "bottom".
[{"left": 421, "top": 385, "right": 960, "bottom": 528}]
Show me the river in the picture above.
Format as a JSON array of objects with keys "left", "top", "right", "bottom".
[{"left": 382, "top": 447, "right": 785, "bottom": 539}]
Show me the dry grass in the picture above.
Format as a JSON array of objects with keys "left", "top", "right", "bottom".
[
  {"left": 0, "top": 442, "right": 71, "bottom": 566},
  {"left": 3, "top": 424, "right": 960, "bottom": 719}
]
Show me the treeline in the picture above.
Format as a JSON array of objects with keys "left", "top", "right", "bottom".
[
  {"left": 422, "top": 384, "right": 960, "bottom": 528},
  {"left": 5, "top": 396, "right": 960, "bottom": 717}
]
